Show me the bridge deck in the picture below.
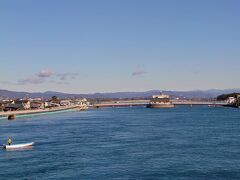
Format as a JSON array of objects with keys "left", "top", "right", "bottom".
[{"left": 94, "top": 100, "right": 227, "bottom": 108}]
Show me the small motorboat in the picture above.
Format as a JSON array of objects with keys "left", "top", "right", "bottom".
[{"left": 3, "top": 142, "right": 34, "bottom": 150}]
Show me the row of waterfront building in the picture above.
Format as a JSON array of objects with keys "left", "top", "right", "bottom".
[{"left": 0, "top": 97, "right": 89, "bottom": 112}]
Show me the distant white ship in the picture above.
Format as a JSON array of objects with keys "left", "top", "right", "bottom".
[{"left": 146, "top": 93, "right": 174, "bottom": 108}]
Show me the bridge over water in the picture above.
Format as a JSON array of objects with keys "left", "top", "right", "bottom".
[{"left": 94, "top": 100, "right": 227, "bottom": 108}]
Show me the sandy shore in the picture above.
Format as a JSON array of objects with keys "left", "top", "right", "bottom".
[{"left": 0, "top": 105, "right": 79, "bottom": 117}]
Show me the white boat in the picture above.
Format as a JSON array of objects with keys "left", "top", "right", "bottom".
[{"left": 3, "top": 142, "right": 34, "bottom": 150}]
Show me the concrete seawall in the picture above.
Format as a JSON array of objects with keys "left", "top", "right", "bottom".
[{"left": 0, "top": 106, "right": 79, "bottom": 119}]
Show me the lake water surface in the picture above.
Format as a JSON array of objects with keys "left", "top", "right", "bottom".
[{"left": 1, "top": 106, "right": 240, "bottom": 179}]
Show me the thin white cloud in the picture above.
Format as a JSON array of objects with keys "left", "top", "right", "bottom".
[
  {"left": 18, "top": 77, "right": 44, "bottom": 85},
  {"left": 0, "top": 81, "right": 15, "bottom": 85},
  {"left": 16, "top": 69, "right": 78, "bottom": 85},
  {"left": 132, "top": 70, "right": 147, "bottom": 76},
  {"left": 37, "top": 69, "right": 55, "bottom": 78},
  {"left": 56, "top": 72, "right": 78, "bottom": 81},
  {"left": 49, "top": 80, "right": 70, "bottom": 85}
]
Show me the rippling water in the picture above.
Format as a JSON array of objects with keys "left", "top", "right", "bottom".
[{"left": 1, "top": 106, "right": 240, "bottom": 179}]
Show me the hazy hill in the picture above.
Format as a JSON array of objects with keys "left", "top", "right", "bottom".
[{"left": 0, "top": 89, "right": 240, "bottom": 99}]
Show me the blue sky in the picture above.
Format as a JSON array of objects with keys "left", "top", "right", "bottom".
[{"left": 0, "top": 0, "right": 240, "bottom": 93}]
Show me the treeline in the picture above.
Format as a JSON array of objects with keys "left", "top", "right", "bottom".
[{"left": 217, "top": 93, "right": 240, "bottom": 101}]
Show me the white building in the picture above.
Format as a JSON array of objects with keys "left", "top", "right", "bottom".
[{"left": 227, "top": 97, "right": 236, "bottom": 104}]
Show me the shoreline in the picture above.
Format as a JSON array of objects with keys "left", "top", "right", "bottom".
[{"left": 0, "top": 105, "right": 79, "bottom": 118}]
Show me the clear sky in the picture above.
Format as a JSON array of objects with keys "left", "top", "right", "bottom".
[{"left": 0, "top": 0, "right": 240, "bottom": 93}]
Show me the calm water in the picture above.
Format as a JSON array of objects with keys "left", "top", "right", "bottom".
[{"left": 1, "top": 106, "right": 240, "bottom": 179}]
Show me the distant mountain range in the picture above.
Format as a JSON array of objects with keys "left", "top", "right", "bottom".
[{"left": 0, "top": 89, "right": 240, "bottom": 99}]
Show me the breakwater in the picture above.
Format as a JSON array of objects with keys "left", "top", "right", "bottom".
[{"left": 0, "top": 105, "right": 79, "bottom": 119}]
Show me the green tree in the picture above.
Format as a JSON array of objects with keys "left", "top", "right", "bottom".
[
  {"left": 217, "top": 93, "right": 240, "bottom": 101},
  {"left": 51, "top": 96, "right": 58, "bottom": 101}
]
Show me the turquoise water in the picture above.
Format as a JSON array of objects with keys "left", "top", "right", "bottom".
[{"left": 0, "top": 106, "right": 240, "bottom": 179}]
